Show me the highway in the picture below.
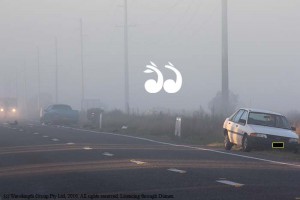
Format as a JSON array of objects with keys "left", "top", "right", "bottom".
[{"left": 0, "top": 122, "right": 299, "bottom": 200}]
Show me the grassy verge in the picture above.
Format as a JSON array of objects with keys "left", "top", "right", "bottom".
[
  {"left": 96, "top": 109, "right": 224, "bottom": 146},
  {"left": 83, "top": 110, "right": 300, "bottom": 158}
]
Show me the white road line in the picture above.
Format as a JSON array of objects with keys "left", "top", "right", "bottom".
[
  {"left": 66, "top": 128, "right": 300, "bottom": 168},
  {"left": 167, "top": 168, "right": 186, "bottom": 174},
  {"left": 66, "top": 142, "right": 75, "bottom": 145},
  {"left": 130, "top": 160, "right": 146, "bottom": 165},
  {"left": 19, "top": 129, "right": 23, "bottom": 132},
  {"left": 37, "top": 125, "right": 300, "bottom": 168},
  {"left": 43, "top": 136, "right": 49, "bottom": 138},
  {"left": 216, "top": 180, "right": 244, "bottom": 187},
  {"left": 83, "top": 147, "right": 93, "bottom": 150},
  {"left": 102, "top": 152, "right": 114, "bottom": 157},
  {"left": 33, "top": 132, "right": 39, "bottom": 135},
  {"left": 51, "top": 138, "right": 59, "bottom": 141}
]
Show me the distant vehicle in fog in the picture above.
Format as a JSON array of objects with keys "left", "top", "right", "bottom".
[
  {"left": 40, "top": 104, "right": 79, "bottom": 125},
  {"left": 223, "top": 108, "right": 299, "bottom": 153},
  {"left": 0, "top": 98, "right": 18, "bottom": 124}
]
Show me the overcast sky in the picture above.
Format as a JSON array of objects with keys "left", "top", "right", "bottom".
[{"left": 0, "top": 0, "right": 299, "bottom": 113}]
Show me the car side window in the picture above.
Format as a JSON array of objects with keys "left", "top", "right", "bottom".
[
  {"left": 233, "top": 110, "right": 245, "bottom": 123},
  {"left": 240, "top": 111, "right": 248, "bottom": 122},
  {"left": 229, "top": 110, "right": 240, "bottom": 121}
]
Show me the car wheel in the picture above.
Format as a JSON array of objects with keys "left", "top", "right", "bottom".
[
  {"left": 224, "top": 133, "right": 233, "bottom": 150},
  {"left": 242, "top": 135, "right": 251, "bottom": 152}
]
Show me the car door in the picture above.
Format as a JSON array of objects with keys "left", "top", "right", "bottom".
[
  {"left": 227, "top": 109, "right": 244, "bottom": 144},
  {"left": 235, "top": 110, "right": 248, "bottom": 146}
]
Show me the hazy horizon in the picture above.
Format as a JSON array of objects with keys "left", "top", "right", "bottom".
[{"left": 1, "top": 0, "right": 299, "bottom": 114}]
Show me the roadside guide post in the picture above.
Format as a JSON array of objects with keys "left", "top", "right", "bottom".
[
  {"left": 99, "top": 112, "right": 102, "bottom": 129},
  {"left": 175, "top": 117, "right": 181, "bottom": 138}
]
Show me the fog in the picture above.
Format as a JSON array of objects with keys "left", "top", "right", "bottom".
[{"left": 0, "top": 0, "right": 299, "bottom": 114}]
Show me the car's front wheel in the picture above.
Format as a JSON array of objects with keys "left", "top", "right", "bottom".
[
  {"left": 224, "top": 133, "right": 233, "bottom": 150},
  {"left": 242, "top": 135, "right": 251, "bottom": 152}
]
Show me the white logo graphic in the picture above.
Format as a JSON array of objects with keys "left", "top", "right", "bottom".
[{"left": 144, "top": 61, "right": 182, "bottom": 94}]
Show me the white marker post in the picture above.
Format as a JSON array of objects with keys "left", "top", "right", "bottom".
[
  {"left": 99, "top": 113, "right": 102, "bottom": 129},
  {"left": 175, "top": 117, "right": 181, "bottom": 138}
]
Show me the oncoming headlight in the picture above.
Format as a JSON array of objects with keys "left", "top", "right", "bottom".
[
  {"left": 250, "top": 133, "right": 267, "bottom": 138},
  {"left": 288, "top": 138, "right": 298, "bottom": 143},
  {"left": 0, "top": 108, "right": 4, "bottom": 112},
  {"left": 12, "top": 108, "right": 16, "bottom": 113}
]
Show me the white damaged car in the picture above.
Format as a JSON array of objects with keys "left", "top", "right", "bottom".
[{"left": 223, "top": 108, "right": 299, "bottom": 153}]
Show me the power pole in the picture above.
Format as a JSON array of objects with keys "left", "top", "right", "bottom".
[
  {"left": 23, "top": 62, "right": 28, "bottom": 116},
  {"left": 222, "top": 0, "right": 229, "bottom": 115},
  {"left": 80, "top": 19, "right": 85, "bottom": 111},
  {"left": 55, "top": 37, "right": 58, "bottom": 104},
  {"left": 124, "top": 0, "right": 130, "bottom": 114},
  {"left": 15, "top": 66, "right": 18, "bottom": 100},
  {"left": 37, "top": 47, "right": 41, "bottom": 112}
]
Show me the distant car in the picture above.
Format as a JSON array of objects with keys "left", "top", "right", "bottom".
[
  {"left": 223, "top": 108, "right": 299, "bottom": 153},
  {"left": 0, "top": 98, "right": 19, "bottom": 124},
  {"left": 40, "top": 104, "right": 79, "bottom": 125}
]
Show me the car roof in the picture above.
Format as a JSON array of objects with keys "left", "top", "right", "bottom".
[
  {"left": 239, "top": 108, "right": 283, "bottom": 116},
  {"left": 51, "top": 104, "right": 70, "bottom": 107}
]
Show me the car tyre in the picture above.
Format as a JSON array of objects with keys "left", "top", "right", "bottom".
[
  {"left": 242, "top": 135, "right": 251, "bottom": 152},
  {"left": 224, "top": 133, "right": 233, "bottom": 150}
]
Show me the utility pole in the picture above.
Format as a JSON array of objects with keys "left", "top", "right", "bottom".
[
  {"left": 124, "top": 0, "right": 130, "bottom": 114},
  {"left": 37, "top": 47, "right": 41, "bottom": 113},
  {"left": 55, "top": 37, "right": 58, "bottom": 104},
  {"left": 15, "top": 66, "right": 18, "bottom": 100},
  {"left": 80, "top": 19, "right": 85, "bottom": 111},
  {"left": 23, "top": 61, "right": 28, "bottom": 116},
  {"left": 222, "top": 0, "right": 229, "bottom": 115}
]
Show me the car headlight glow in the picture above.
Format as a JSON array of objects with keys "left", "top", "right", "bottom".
[
  {"left": 250, "top": 133, "right": 267, "bottom": 138},
  {"left": 0, "top": 108, "right": 4, "bottom": 112},
  {"left": 288, "top": 138, "right": 298, "bottom": 143},
  {"left": 12, "top": 108, "right": 16, "bottom": 113}
]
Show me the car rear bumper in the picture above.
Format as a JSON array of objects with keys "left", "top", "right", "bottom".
[
  {"left": 248, "top": 136, "right": 299, "bottom": 150},
  {"left": 42, "top": 115, "right": 78, "bottom": 124}
]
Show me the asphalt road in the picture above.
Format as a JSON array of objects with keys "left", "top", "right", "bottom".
[{"left": 0, "top": 121, "right": 299, "bottom": 200}]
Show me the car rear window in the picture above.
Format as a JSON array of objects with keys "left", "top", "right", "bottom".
[
  {"left": 248, "top": 112, "right": 291, "bottom": 129},
  {"left": 52, "top": 105, "right": 72, "bottom": 111}
]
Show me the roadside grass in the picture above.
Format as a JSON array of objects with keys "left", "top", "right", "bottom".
[
  {"left": 100, "top": 109, "right": 224, "bottom": 146},
  {"left": 83, "top": 109, "right": 299, "bottom": 159}
]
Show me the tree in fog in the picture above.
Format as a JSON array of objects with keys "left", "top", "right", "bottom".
[{"left": 208, "top": 91, "right": 238, "bottom": 116}]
